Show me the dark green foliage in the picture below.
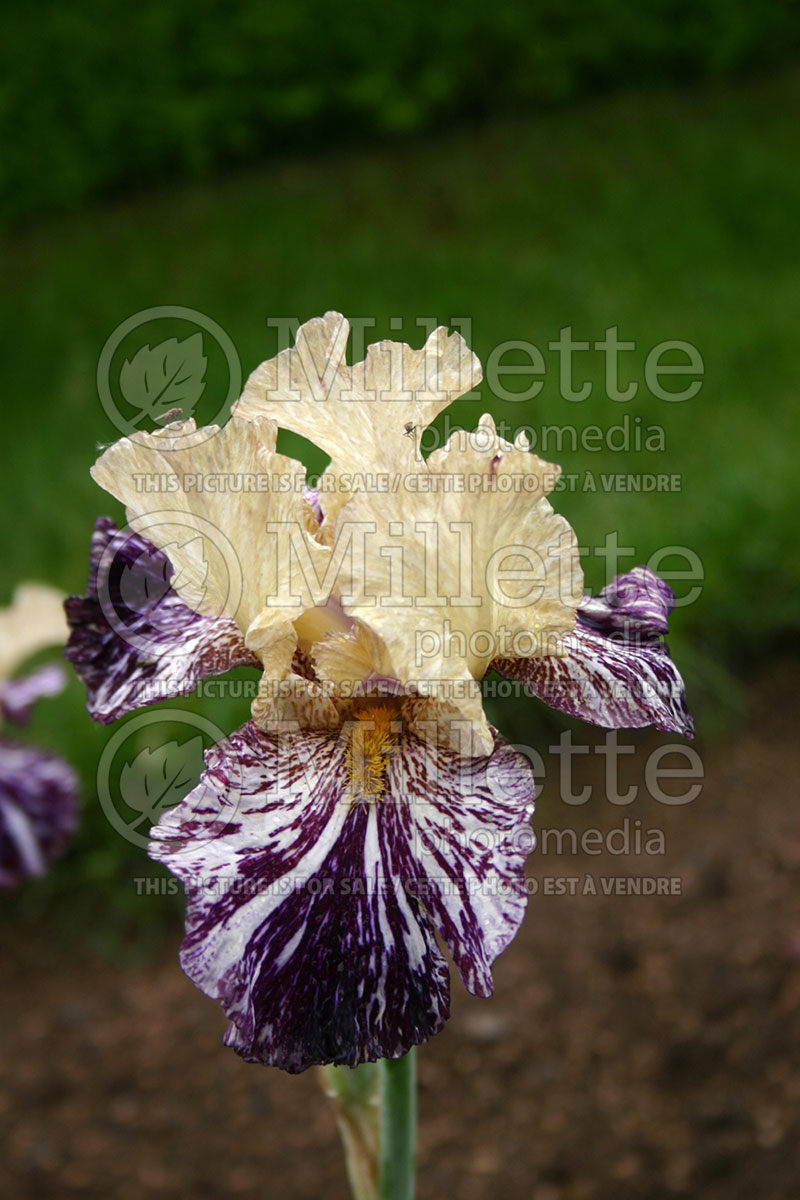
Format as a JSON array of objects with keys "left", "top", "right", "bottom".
[{"left": 2, "top": 0, "right": 799, "bottom": 223}]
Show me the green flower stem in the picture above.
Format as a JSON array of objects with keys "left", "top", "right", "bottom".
[
  {"left": 319, "top": 1050, "right": 417, "bottom": 1200},
  {"left": 378, "top": 1050, "right": 416, "bottom": 1200},
  {"left": 319, "top": 1061, "right": 381, "bottom": 1200}
]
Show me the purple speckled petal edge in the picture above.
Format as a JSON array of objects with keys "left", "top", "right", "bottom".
[
  {"left": 65, "top": 518, "right": 258, "bottom": 723},
  {"left": 0, "top": 738, "right": 80, "bottom": 889},
  {"left": 493, "top": 566, "right": 694, "bottom": 738},
  {"left": 578, "top": 565, "right": 674, "bottom": 638},
  {"left": 303, "top": 485, "right": 324, "bottom": 526},
  {"left": 0, "top": 663, "right": 67, "bottom": 726}
]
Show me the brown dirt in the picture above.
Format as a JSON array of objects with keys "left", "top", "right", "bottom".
[{"left": 1, "top": 669, "right": 799, "bottom": 1199}]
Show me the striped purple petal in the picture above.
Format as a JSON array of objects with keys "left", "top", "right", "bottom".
[
  {"left": 0, "top": 663, "right": 67, "bottom": 726},
  {"left": 65, "top": 518, "right": 258, "bottom": 723},
  {"left": 0, "top": 738, "right": 80, "bottom": 889},
  {"left": 149, "top": 719, "right": 535, "bottom": 1072},
  {"left": 493, "top": 566, "right": 694, "bottom": 737}
]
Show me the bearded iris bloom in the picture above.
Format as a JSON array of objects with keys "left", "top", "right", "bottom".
[
  {"left": 0, "top": 585, "right": 80, "bottom": 889},
  {"left": 66, "top": 313, "right": 692, "bottom": 1072}
]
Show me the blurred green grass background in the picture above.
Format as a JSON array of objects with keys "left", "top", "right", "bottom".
[
  {"left": 4, "top": 0, "right": 799, "bottom": 225},
  {"left": 1, "top": 64, "right": 798, "bottom": 942}
]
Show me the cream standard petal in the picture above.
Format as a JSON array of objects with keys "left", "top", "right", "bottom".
[
  {"left": 0, "top": 584, "right": 68, "bottom": 683},
  {"left": 90, "top": 416, "right": 331, "bottom": 677},
  {"left": 234, "top": 312, "right": 482, "bottom": 529},
  {"left": 331, "top": 414, "right": 583, "bottom": 747}
]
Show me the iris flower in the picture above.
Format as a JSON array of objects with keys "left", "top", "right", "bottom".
[
  {"left": 66, "top": 313, "right": 692, "bottom": 1072},
  {"left": 0, "top": 585, "right": 79, "bottom": 889}
]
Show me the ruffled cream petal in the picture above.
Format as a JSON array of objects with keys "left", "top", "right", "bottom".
[
  {"left": 234, "top": 312, "right": 482, "bottom": 530},
  {"left": 330, "top": 413, "right": 583, "bottom": 741},
  {"left": 91, "top": 416, "right": 331, "bottom": 685},
  {"left": 0, "top": 584, "right": 67, "bottom": 683}
]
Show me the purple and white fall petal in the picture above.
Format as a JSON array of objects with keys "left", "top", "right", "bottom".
[
  {"left": 0, "top": 662, "right": 67, "bottom": 727},
  {"left": 149, "top": 719, "right": 535, "bottom": 1072},
  {"left": 493, "top": 566, "right": 694, "bottom": 738},
  {"left": 0, "top": 739, "right": 80, "bottom": 889},
  {"left": 65, "top": 518, "right": 258, "bottom": 723}
]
